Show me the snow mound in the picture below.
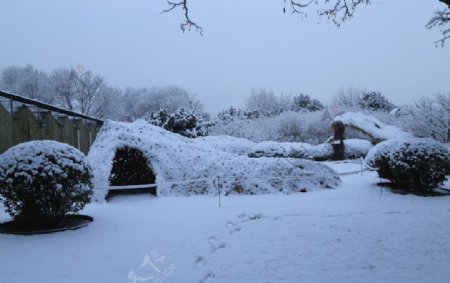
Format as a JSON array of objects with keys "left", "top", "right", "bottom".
[
  {"left": 87, "top": 120, "right": 340, "bottom": 198},
  {"left": 333, "top": 112, "right": 413, "bottom": 142}
]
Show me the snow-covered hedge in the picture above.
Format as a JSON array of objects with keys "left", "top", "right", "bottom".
[
  {"left": 247, "top": 139, "right": 372, "bottom": 161},
  {"left": 193, "top": 135, "right": 256, "bottom": 156},
  {"left": 344, "top": 139, "right": 373, "bottom": 159},
  {"left": 88, "top": 120, "right": 340, "bottom": 198},
  {"left": 365, "top": 138, "right": 450, "bottom": 192},
  {"left": 0, "top": 140, "right": 93, "bottom": 221}
]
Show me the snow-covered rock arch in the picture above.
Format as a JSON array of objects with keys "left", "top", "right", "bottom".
[{"left": 332, "top": 112, "right": 413, "bottom": 144}]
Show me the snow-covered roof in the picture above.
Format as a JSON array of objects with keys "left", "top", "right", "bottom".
[
  {"left": 88, "top": 120, "right": 340, "bottom": 198},
  {"left": 333, "top": 112, "right": 413, "bottom": 142}
]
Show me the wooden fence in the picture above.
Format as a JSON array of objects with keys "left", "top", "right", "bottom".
[{"left": 0, "top": 90, "right": 103, "bottom": 154}]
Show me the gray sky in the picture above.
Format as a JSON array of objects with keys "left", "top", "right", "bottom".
[{"left": 1, "top": 0, "right": 449, "bottom": 113}]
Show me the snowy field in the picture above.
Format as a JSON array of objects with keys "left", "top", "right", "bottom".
[{"left": 1, "top": 161, "right": 450, "bottom": 283}]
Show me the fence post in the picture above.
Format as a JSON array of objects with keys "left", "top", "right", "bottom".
[{"left": 217, "top": 176, "right": 221, "bottom": 208}]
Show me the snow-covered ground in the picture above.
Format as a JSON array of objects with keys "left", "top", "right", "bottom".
[{"left": 1, "top": 161, "right": 449, "bottom": 283}]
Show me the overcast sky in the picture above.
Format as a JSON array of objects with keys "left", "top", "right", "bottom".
[{"left": 1, "top": 0, "right": 449, "bottom": 113}]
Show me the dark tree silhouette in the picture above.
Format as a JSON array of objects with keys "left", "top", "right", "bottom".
[
  {"left": 163, "top": 0, "right": 450, "bottom": 46},
  {"left": 163, "top": 0, "right": 203, "bottom": 35}
]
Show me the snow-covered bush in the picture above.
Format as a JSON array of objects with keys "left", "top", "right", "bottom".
[
  {"left": 0, "top": 140, "right": 93, "bottom": 222},
  {"left": 276, "top": 113, "right": 304, "bottom": 142},
  {"left": 344, "top": 139, "right": 373, "bottom": 159},
  {"left": 359, "top": 91, "right": 395, "bottom": 112},
  {"left": 146, "top": 108, "right": 207, "bottom": 138},
  {"left": 365, "top": 138, "right": 450, "bottom": 192},
  {"left": 292, "top": 93, "right": 324, "bottom": 112}
]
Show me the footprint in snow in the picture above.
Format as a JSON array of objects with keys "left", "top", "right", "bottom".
[
  {"left": 208, "top": 235, "right": 217, "bottom": 244},
  {"left": 237, "top": 212, "right": 265, "bottom": 222},
  {"left": 198, "top": 270, "right": 216, "bottom": 283},
  {"left": 194, "top": 256, "right": 205, "bottom": 268},
  {"left": 208, "top": 235, "right": 227, "bottom": 254},
  {"left": 211, "top": 242, "right": 226, "bottom": 254},
  {"left": 229, "top": 226, "right": 242, "bottom": 234}
]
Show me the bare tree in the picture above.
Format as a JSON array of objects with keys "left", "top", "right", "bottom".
[
  {"left": 75, "top": 71, "right": 106, "bottom": 117},
  {"left": 332, "top": 85, "right": 366, "bottom": 108},
  {"left": 407, "top": 93, "right": 450, "bottom": 142},
  {"left": 1, "top": 65, "right": 53, "bottom": 103},
  {"left": 120, "top": 85, "right": 204, "bottom": 121},
  {"left": 245, "top": 88, "right": 283, "bottom": 116},
  {"left": 49, "top": 68, "right": 120, "bottom": 118},
  {"left": 164, "top": 0, "right": 450, "bottom": 46},
  {"left": 50, "top": 68, "right": 78, "bottom": 111}
]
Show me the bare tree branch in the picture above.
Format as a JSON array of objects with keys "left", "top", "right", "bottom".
[
  {"left": 426, "top": 9, "right": 450, "bottom": 47},
  {"left": 285, "top": 0, "right": 370, "bottom": 26},
  {"left": 318, "top": 0, "right": 371, "bottom": 26},
  {"left": 284, "top": 0, "right": 314, "bottom": 16},
  {"left": 163, "top": 0, "right": 203, "bottom": 35},
  {"left": 162, "top": 0, "right": 449, "bottom": 48}
]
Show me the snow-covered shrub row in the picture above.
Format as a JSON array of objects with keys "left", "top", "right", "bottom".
[
  {"left": 248, "top": 141, "right": 330, "bottom": 159},
  {"left": 246, "top": 139, "right": 372, "bottom": 160},
  {"left": 192, "top": 135, "right": 256, "bottom": 156},
  {"left": 365, "top": 138, "right": 450, "bottom": 192},
  {"left": 210, "top": 111, "right": 331, "bottom": 144},
  {"left": 344, "top": 139, "right": 373, "bottom": 159},
  {"left": 88, "top": 120, "right": 340, "bottom": 198},
  {"left": 0, "top": 140, "right": 93, "bottom": 221}
]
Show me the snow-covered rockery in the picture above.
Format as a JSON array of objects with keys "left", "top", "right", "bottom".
[
  {"left": 0, "top": 140, "right": 93, "bottom": 220},
  {"left": 88, "top": 120, "right": 340, "bottom": 197},
  {"left": 333, "top": 112, "right": 413, "bottom": 142}
]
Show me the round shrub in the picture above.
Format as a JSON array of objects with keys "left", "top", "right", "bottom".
[
  {"left": 0, "top": 140, "right": 93, "bottom": 223},
  {"left": 365, "top": 138, "right": 450, "bottom": 192}
]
